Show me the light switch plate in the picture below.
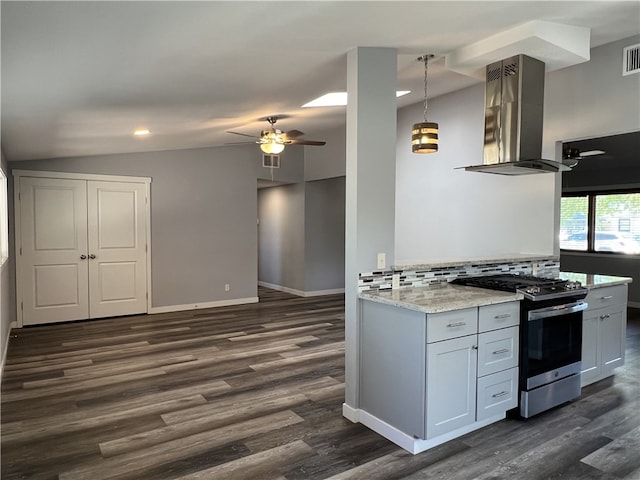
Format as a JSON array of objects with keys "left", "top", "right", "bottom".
[
  {"left": 377, "top": 253, "right": 386, "bottom": 269},
  {"left": 392, "top": 274, "right": 400, "bottom": 289}
]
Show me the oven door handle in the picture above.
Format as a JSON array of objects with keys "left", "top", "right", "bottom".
[{"left": 528, "top": 301, "right": 588, "bottom": 321}]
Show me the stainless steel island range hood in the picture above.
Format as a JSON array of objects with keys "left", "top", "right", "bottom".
[{"left": 461, "top": 54, "right": 571, "bottom": 175}]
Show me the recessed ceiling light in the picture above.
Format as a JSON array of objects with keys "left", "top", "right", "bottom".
[
  {"left": 302, "top": 90, "right": 411, "bottom": 108},
  {"left": 133, "top": 128, "right": 151, "bottom": 136}
]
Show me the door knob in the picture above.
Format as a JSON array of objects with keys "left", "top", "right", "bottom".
[
  {"left": 80, "top": 254, "right": 87, "bottom": 260},
  {"left": 89, "top": 254, "right": 96, "bottom": 259}
]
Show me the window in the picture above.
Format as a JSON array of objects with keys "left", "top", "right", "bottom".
[
  {"left": 0, "top": 168, "right": 8, "bottom": 266},
  {"left": 560, "top": 191, "right": 640, "bottom": 254}
]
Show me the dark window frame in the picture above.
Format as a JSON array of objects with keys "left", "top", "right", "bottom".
[{"left": 560, "top": 188, "right": 640, "bottom": 255}]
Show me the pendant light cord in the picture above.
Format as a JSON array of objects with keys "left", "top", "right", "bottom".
[{"left": 421, "top": 54, "right": 433, "bottom": 122}]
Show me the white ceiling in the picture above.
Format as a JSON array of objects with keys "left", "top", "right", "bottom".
[{"left": 2, "top": 1, "right": 639, "bottom": 162}]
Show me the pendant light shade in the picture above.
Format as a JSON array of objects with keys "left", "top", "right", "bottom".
[
  {"left": 412, "top": 122, "right": 439, "bottom": 153},
  {"left": 412, "top": 54, "right": 439, "bottom": 154}
]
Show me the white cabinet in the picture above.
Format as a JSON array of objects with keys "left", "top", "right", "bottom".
[
  {"left": 423, "top": 302, "right": 518, "bottom": 439},
  {"left": 581, "top": 284, "right": 628, "bottom": 387},
  {"left": 359, "top": 299, "right": 520, "bottom": 445},
  {"left": 426, "top": 325, "right": 478, "bottom": 438}
]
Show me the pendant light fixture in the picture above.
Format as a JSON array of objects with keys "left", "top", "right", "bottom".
[{"left": 411, "top": 54, "right": 439, "bottom": 154}]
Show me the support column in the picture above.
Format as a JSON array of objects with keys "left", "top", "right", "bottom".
[{"left": 344, "top": 47, "right": 397, "bottom": 417}]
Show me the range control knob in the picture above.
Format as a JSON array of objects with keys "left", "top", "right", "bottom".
[
  {"left": 565, "top": 281, "right": 581, "bottom": 290},
  {"left": 525, "top": 286, "right": 541, "bottom": 295}
]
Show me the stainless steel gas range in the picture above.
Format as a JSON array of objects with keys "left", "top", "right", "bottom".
[{"left": 452, "top": 274, "right": 588, "bottom": 418}]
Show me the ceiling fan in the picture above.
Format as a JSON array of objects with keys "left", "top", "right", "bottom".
[
  {"left": 226, "top": 115, "right": 326, "bottom": 154},
  {"left": 562, "top": 147, "right": 607, "bottom": 167}
]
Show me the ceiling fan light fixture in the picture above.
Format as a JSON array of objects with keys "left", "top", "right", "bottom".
[
  {"left": 260, "top": 141, "right": 285, "bottom": 154},
  {"left": 412, "top": 54, "right": 439, "bottom": 154}
]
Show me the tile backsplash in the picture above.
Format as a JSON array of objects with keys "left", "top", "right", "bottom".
[{"left": 359, "top": 258, "right": 560, "bottom": 292}]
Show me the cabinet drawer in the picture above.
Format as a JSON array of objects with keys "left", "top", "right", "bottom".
[
  {"left": 427, "top": 308, "right": 478, "bottom": 343},
  {"left": 479, "top": 302, "right": 520, "bottom": 332},
  {"left": 476, "top": 367, "right": 518, "bottom": 421},
  {"left": 584, "top": 285, "right": 627, "bottom": 310},
  {"left": 477, "top": 326, "right": 519, "bottom": 377}
]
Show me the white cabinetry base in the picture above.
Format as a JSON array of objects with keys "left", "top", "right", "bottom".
[{"left": 351, "top": 408, "right": 506, "bottom": 455}]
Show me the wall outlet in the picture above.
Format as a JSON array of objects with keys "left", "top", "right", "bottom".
[
  {"left": 224, "top": 284, "right": 230, "bottom": 292},
  {"left": 392, "top": 274, "right": 400, "bottom": 290},
  {"left": 377, "top": 253, "right": 386, "bottom": 270}
]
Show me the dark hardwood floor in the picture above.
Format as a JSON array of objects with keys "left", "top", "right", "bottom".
[{"left": 1, "top": 288, "right": 639, "bottom": 479}]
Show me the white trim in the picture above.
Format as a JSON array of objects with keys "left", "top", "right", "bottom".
[
  {"left": 149, "top": 297, "right": 259, "bottom": 314},
  {"left": 342, "top": 403, "right": 359, "bottom": 423},
  {"left": 354, "top": 408, "right": 506, "bottom": 455},
  {"left": 258, "top": 281, "right": 344, "bottom": 297},
  {"left": 0, "top": 321, "right": 15, "bottom": 383},
  {"left": 629, "top": 301, "right": 640, "bottom": 309},
  {"left": 12, "top": 170, "right": 151, "bottom": 185}
]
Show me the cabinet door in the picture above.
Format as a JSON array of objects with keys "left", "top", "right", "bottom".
[
  {"left": 426, "top": 335, "right": 477, "bottom": 439},
  {"left": 19, "top": 177, "right": 89, "bottom": 325},
  {"left": 581, "top": 312, "right": 601, "bottom": 386},
  {"left": 600, "top": 307, "right": 626, "bottom": 377}
]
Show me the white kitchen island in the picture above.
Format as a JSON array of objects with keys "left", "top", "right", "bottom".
[
  {"left": 356, "top": 273, "right": 632, "bottom": 455},
  {"left": 357, "top": 283, "right": 523, "bottom": 454}
]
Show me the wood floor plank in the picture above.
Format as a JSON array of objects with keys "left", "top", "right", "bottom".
[
  {"left": 581, "top": 425, "right": 640, "bottom": 477},
  {"left": 171, "top": 440, "right": 315, "bottom": 480},
  {"left": 99, "top": 392, "right": 309, "bottom": 457},
  {"left": 58, "top": 410, "right": 304, "bottom": 480}
]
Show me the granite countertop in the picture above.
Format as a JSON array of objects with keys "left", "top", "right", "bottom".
[
  {"left": 359, "top": 283, "right": 522, "bottom": 314},
  {"left": 559, "top": 272, "right": 633, "bottom": 288}
]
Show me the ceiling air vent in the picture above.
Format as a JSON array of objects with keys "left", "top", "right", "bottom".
[
  {"left": 262, "top": 154, "right": 280, "bottom": 168},
  {"left": 623, "top": 44, "right": 640, "bottom": 76}
]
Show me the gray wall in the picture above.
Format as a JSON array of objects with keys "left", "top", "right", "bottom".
[
  {"left": 258, "top": 183, "right": 306, "bottom": 291},
  {"left": 257, "top": 176, "right": 345, "bottom": 293},
  {"left": 549, "top": 35, "right": 640, "bottom": 305},
  {"left": 305, "top": 176, "right": 345, "bottom": 291},
  {"left": 9, "top": 145, "right": 260, "bottom": 308}
]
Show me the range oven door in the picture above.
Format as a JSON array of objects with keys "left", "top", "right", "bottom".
[
  {"left": 518, "top": 299, "right": 587, "bottom": 418},
  {"left": 524, "top": 300, "right": 587, "bottom": 389}
]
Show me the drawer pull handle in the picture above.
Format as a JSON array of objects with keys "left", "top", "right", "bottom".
[
  {"left": 447, "top": 322, "right": 467, "bottom": 328},
  {"left": 494, "top": 314, "right": 511, "bottom": 319},
  {"left": 492, "top": 391, "right": 509, "bottom": 398},
  {"left": 599, "top": 314, "right": 610, "bottom": 320},
  {"left": 601, "top": 295, "right": 613, "bottom": 300},
  {"left": 492, "top": 348, "right": 509, "bottom": 355}
]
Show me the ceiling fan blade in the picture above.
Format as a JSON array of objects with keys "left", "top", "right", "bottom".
[
  {"left": 226, "top": 130, "right": 260, "bottom": 139},
  {"left": 579, "top": 149, "right": 606, "bottom": 157},
  {"left": 288, "top": 139, "right": 326, "bottom": 146},
  {"left": 225, "top": 141, "right": 258, "bottom": 145},
  {"left": 284, "top": 129, "right": 305, "bottom": 138}
]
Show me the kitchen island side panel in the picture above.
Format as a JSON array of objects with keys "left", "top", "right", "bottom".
[{"left": 360, "top": 300, "right": 426, "bottom": 438}]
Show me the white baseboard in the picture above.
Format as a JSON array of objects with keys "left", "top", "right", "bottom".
[
  {"left": 149, "top": 297, "right": 258, "bottom": 314},
  {"left": 629, "top": 301, "right": 639, "bottom": 309},
  {"left": 0, "top": 322, "right": 15, "bottom": 384},
  {"left": 352, "top": 407, "right": 506, "bottom": 455},
  {"left": 342, "top": 403, "right": 359, "bottom": 423},
  {"left": 258, "top": 281, "right": 344, "bottom": 297}
]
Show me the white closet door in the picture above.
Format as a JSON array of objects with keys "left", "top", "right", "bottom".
[
  {"left": 20, "top": 177, "right": 89, "bottom": 325},
  {"left": 87, "top": 181, "right": 147, "bottom": 319}
]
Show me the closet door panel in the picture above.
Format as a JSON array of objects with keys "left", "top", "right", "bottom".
[
  {"left": 87, "top": 181, "right": 147, "bottom": 318},
  {"left": 20, "top": 177, "right": 89, "bottom": 325}
]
